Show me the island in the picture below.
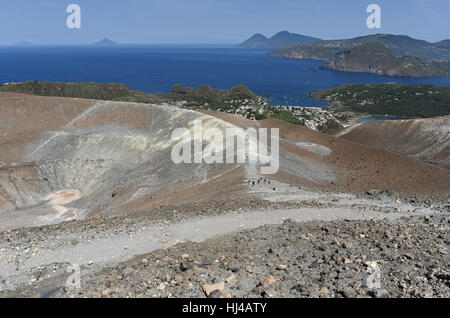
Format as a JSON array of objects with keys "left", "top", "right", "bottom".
[
  {"left": 237, "top": 31, "right": 319, "bottom": 50},
  {"left": 93, "top": 38, "right": 119, "bottom": 47},
  {"left": 269, "top": 34, "right": 450, "bottom": 77}
]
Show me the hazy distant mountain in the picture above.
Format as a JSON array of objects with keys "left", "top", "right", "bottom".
[
  {"left": 15, "top": 41, "right": 34, "bottom": 46},
  {"left": 269, "top": 31, "right": 320, "bottom": 48},
  {"left": 237, "top": 31, "right": 319, "bottom": 49},
  {"left": 322, "top": 42, "right": 450, "bottom": 77},
  {"left": 270, "top": 34, "right": 450, "bottom": 62},
  {"left": 269, "top": 34, "right": 450, "bottom": 77},
  {"left": 238, "top": 33, "right": 269, "bottom": 48},
  {"left": 93, "top": 38, "right": 118, "bottom": 47},
  {"left": 434, "top": 39, "right": 450, "bottom": 50}
]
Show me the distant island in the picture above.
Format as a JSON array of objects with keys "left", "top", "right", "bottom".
[
  {"left": 435, "top": 39, "right": 450, "bottom": 50},
  {"left": 322, "top": 42, "right": 450, "bottom": 77},
  {"left": 269, "top": 34, "right": 450, "bottom": 77},
  {"left": 93, "top": 38, "right": 119, "bottom": 47},
  {"left": 237, "top": 31, "right": 319, "bottom": 50}
]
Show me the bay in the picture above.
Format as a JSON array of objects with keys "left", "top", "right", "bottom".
[{"left": 1, "top": 44, "right": 449, "bottom": 106}]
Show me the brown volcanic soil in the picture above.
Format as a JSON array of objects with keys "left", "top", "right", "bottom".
[
  {"left": 258, "top": 118, "right": 450, "bottom": 195},
  {"left": 0, "top": 93, "right": 96, "bottom": 164},
  {"left": 191, "top": 110, "right": 450, "bottom": 195},
  {"left": 336, "top": 116, "right": 450, "bottom": 169},
  {"left": 174, "top": 109, "right": 450, "bottom": 196},
  {"left": 105, "top": 164, "right": 247, "bottom": 217}
]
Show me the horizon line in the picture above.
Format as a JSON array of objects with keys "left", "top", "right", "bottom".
[{"left": 4, "top": 33, "right": 449, "bottom": 47}]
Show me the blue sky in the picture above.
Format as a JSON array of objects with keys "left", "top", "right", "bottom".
[{"left": 1, "top": 0, "right": 448, "bottom": 44}]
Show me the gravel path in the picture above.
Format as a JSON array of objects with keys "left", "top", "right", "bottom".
[
  {"left": 1, "top": 185, "right": 445, "bottom": 297},
  {"left": 6, "top": 214, "right": 448, "bottom": 298}
]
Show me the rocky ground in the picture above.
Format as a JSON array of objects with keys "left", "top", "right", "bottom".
[
  {"left": 1, "top": 189, "right": 448, "bottom": 298},
  {"left": 71, "top": 215, "right": 448, "bottom": 299},
  {"left": 6, "top": 214, "right": 448, "bottom": 299}
]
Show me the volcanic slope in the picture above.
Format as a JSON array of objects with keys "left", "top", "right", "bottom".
[
  {"left": 202, "top": 110, "right": 450, "bottom": 194},
  {"left": 0, "top": 92, "right": 332, "bottom": 231},
  {"left": 336, "top": 116, "right": 450, "bottom": 169},
  {"left": 0, "top": 93, "right": 449, "bottom": 232},
  {"left": 0, "top": 93, "right": 249, "bottom": 230}
]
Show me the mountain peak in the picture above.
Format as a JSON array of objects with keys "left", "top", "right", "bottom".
[
  {"left": 273, "top": 31, "right": 290, "bottom": 36},
  {"left": 249, "top": 33, "right": 269, "bottom": 40},
  {"left": 93, "top": 38, "right": 118, "bottom": 46},
  {"left": 238, "top": 31, "right": 319, "bottom": 50},
  {"left": 434, "top": 39, "right": 450, "bottom": 50}
]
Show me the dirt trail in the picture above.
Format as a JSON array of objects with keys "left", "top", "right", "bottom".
[{"left": 0, "top": 182, "right": 436, "bottom": 292}]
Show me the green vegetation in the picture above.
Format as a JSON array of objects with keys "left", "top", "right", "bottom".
[
  {"left": 311, "top": 84, "right": 450, "bottom": 118},
  {"left": 0, "top": 80, "right": 159, "bottom": 102},
  {"left": 0, "top": 81, "right": 262, "bottom": 110},
  {"left": 170, "top": 84, "right": 261, "bottom": 110},
  {"left": 317, "top": 119, "right": 344, "bottom": 133},
  {"left": 266, "top": 110, "right": 301, "bottom": 124}
]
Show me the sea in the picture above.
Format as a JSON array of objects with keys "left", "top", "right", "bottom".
[
  {"left": 1, "top": 44, "right": 450, "bottom": 106},
  {"left": 357, "top": 116, "right": 410, "bottom": 123}
]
